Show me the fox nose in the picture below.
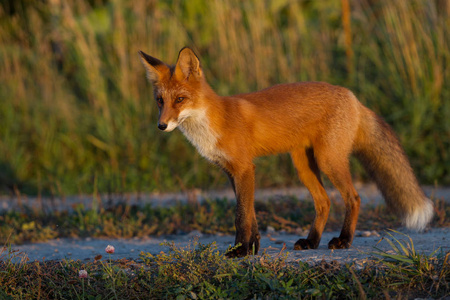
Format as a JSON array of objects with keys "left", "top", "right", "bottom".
[{"left": 158, "top": 123, "right": 168, "bottom": 131}]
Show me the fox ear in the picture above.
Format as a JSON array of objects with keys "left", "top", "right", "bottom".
[
  {"left": 139, "top": 51, "right": 167, "bottom": 82},
  {"left": 174, "top": 47, "right": 202, "bottom": 81}
]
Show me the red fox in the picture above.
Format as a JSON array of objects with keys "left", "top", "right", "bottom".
[{"left": 139, "top": 47, "right": 433, "bottom": 257}]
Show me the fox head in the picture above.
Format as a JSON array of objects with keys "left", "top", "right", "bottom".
[{"left": 139, "top": 47, "right": 207, "bottom": 132}]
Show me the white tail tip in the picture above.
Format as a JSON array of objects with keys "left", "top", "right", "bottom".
[{"left": 404, "top": 198, "right": 434, "bottom": 231}]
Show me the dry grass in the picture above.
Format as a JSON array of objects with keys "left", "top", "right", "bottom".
[{"left": 0, "top": 0, "right": 448, "bottom": 196}]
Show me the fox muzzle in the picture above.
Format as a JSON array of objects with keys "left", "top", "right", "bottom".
[{"left": 158, "top": 123, "right": 168, "bottom": 131}]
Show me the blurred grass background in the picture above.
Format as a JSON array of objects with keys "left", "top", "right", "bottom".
[{"left": 0, "top": 0, "right": 448, "bottom": 197}]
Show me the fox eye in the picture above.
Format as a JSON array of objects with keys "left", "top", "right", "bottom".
[
  {"left": 176, "top": 97, "right": 185, "bottom": 103},
  {"left": 156, "top": 96, "right": 163, "bottom": 105}
]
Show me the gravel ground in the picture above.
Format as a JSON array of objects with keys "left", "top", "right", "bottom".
[
  {"left": 2, "top": 184, "right": 450, "bottom": 213},
  {"left": 4, "top": 185, "right": 450, "bottom": 264},
  {"left": 10, "top": 228, "right": 449, "bottom": 265}
]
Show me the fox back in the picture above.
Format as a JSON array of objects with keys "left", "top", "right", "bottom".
[{"left": 139, "top": 47, "right": 433, "bottom": 257}]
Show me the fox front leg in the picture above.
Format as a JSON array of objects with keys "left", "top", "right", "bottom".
[{"left": 225, "top": 163, "right": 260, "bottom": 258}]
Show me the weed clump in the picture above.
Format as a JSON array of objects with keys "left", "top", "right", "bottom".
[{"left": 1, "top": 238, "right": 449, "bottom": 299}]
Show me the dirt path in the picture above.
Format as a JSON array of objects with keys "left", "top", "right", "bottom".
[
  {"left": 11, "top": 228, "right": 449, "bottom": 265},
  {"left": 2, "top": 184, "right": 450, "bottom": 213},
  {"left": 4, "top": 185, "right": 450, "bottom": 264}
]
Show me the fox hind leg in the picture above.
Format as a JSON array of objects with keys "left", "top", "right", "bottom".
[
  {"left": 315, "top": 152, "right": 361, "bottom": 249},
  {"left": 291, "top": 147, "right": 331, "bottom": 250}
]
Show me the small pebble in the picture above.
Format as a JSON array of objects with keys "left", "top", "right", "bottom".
[
  {"left": 266, "top": 226, "right": 275, "bottom": 234},
  {"left": 187, "top": 230, "right": 203, "bottom": 238}
]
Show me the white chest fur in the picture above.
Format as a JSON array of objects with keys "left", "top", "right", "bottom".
[{"left": 178, "top": 109, "right": 227, "bottom": 163}]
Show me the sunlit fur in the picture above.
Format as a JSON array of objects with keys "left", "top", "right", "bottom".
[
  {"left": 178, "top": 108, "right": 228, "bottom": 162},
  {"left": 139, "top": 48, "right": 433, "bottom": 257}
]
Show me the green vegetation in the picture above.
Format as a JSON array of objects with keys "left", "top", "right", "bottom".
[
  {"left": 1, "top": 237, "right": 449, "bottom": 299},
  {"left": 1, "top": 195, "right": 449, "bottom": 245},
  {"left": 1, "top": 195, "right": 449, "bottom": 298},
  {"left": 373, "top": 230, "right": 443, "bottom": 278},
  {"left": 0, "top": 0, "right": 449, "bottom": 196}
]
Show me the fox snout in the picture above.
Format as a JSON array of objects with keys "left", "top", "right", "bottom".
[
  {"left": 158, "top": 123, "right": 168, "bottom": 131},
  {"left": 157, "top": 119, "right": 179, "bottom": 132}
]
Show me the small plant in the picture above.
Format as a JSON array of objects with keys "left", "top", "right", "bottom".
[
  {"left": 105, "top": 245, "right": 115, "bottom": 254},
  {"left": 101, "top": 245, "right": 120, "bottom": 300},
  {"left": 373, "top": 230, "right": 438, "bottom": 274},
  {"left": 372, "top": 229, "right": 448, "bottom": 296},
  {"left": 73, "top": 270, "right": 88, "bottom": 300}
]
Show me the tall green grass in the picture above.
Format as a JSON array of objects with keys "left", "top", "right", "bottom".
[{"left": 0, "top": 0, "right": 448, "bottom": 196}]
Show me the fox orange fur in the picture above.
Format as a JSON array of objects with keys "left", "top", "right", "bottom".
[{"left": 139, "top": 47, "right": 433, "bottom": 257}]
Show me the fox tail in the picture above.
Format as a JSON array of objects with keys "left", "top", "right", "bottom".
[{"left": 354, "top": 106, "right": 433, "bottom": 231}]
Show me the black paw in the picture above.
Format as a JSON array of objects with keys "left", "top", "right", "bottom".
[
  {"left": 328, "top": 237, "right": 352, "bottom": 249},
  {"left": 225, "top": 245, "right": 249, "bottom": 258},
  {"left": 226, "top": 234, "right": 260, "bottom": 258},
  {"left": 294, "top": 238, "right": 319, "bottom": 250}
]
